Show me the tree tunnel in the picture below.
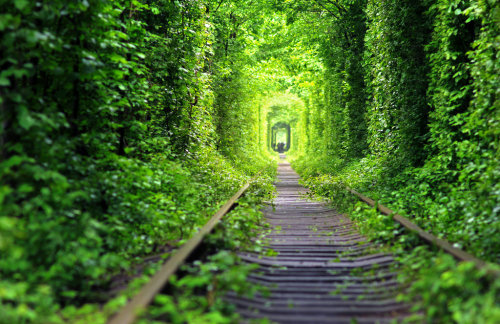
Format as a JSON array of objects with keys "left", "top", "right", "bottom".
[
  {"left": 265, "top": 98, "right": 303, "bottom": 155},
  {"left": 271, "top": 122, "right": 291, "bottom": 153}
]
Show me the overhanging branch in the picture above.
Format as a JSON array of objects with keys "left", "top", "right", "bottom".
[{"left": 312, "top": 0, "right": 340, "bottom": 19}]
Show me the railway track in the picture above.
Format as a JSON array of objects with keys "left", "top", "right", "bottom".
[
  {"left": 109, "top": 156, "right": 496, "bottom": 323},
  {"left": 226, "top": 159, "right": 411, "bottom": 323}
]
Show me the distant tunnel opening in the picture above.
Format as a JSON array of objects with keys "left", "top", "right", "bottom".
[{"left": 271, "top": 122, "right": 291, "bottom": 153}]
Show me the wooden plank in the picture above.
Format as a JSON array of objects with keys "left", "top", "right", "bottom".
[
  {"left": 107, "top": 182, "right": 252, "bottom": 324},
  {"left": 345, "top": 186, "right": 499, "bottom": 276}
]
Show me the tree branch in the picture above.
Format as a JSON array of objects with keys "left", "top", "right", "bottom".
[
  {"left": 214, "top": 0, "right": 225, "bottom": 14},
  {"left": 325, "top": 0, "right": 347, "bottom": 14},
  {"left": 312, "top": 0, "right": 339, "bottom": 19}
]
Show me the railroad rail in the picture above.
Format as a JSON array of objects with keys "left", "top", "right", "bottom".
[
  {"left": 228, "top": 157, "right": 498, "bottom": 322},
  {"left": 343, "top": 186, "right": 499, "bottom": 277},
  {"left": 107, "top": 169, "right": 266, "bottom": 324},
  {"left": 108, "top": 156, "right": 497, "bottom": 324}
]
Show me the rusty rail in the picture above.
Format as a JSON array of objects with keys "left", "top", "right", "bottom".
[
  {"left": 108, "top": 171, "right": 266, "bottom": 324},
  {"left": 344, "top": 186, "right": 499, "bottom": 276}
]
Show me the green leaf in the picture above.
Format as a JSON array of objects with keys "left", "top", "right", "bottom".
[
  {"left": 14, "top": 0, "right": 29, "bottom": 10},
  {"left": 108, "top": 53, "right": 128, "bottom": 64},
  {"left": 0, "top": 14, "right": 14, "bottom": 31},
  {"left": 0, "top": 76, "right": 10, "bottom": 86},
  {"left": 18, "top": 106, "right": 35, "bottom": 130},
  {"left": 0, "top": 155, "right": 25, "bottom": 172}
]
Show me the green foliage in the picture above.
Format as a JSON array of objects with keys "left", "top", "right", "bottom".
[
  {"left": 323, "top": 0, "right": 368, "bottom": 160},
  {"left": 0, "top": 0, "right": 274, "bottom": 322},
  {"left": 364, "top": 0, "right": 431, "bottom": 171},
  {"left": 289, "top": 0, "right": 500, "bottom": 322},
  {"left": 282, "top": 0, "right": 369, "bottom": 163},
  {"left": 143, "top": 252, "right": 259, "bottom": 324},
  {"left": 406, "top": 253, "right": 500, "bottom": 323},
  {"left": 1, "top": 0, "right": 498, "bottom": 322},
  {"left": 138, "top": 182, "right": 276, "bottom": 324}
]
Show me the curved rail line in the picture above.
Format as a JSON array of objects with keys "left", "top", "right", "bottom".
[{"left": 108, "top": 170, "right": 264, "bottom": 324}]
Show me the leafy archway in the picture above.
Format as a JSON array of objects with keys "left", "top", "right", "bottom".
[
  {"left": 270, "top": 122, "right": 291, "bottom": 152},
  {"left": 264, "top": 94, "right": 305, "bottom": 155}
]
